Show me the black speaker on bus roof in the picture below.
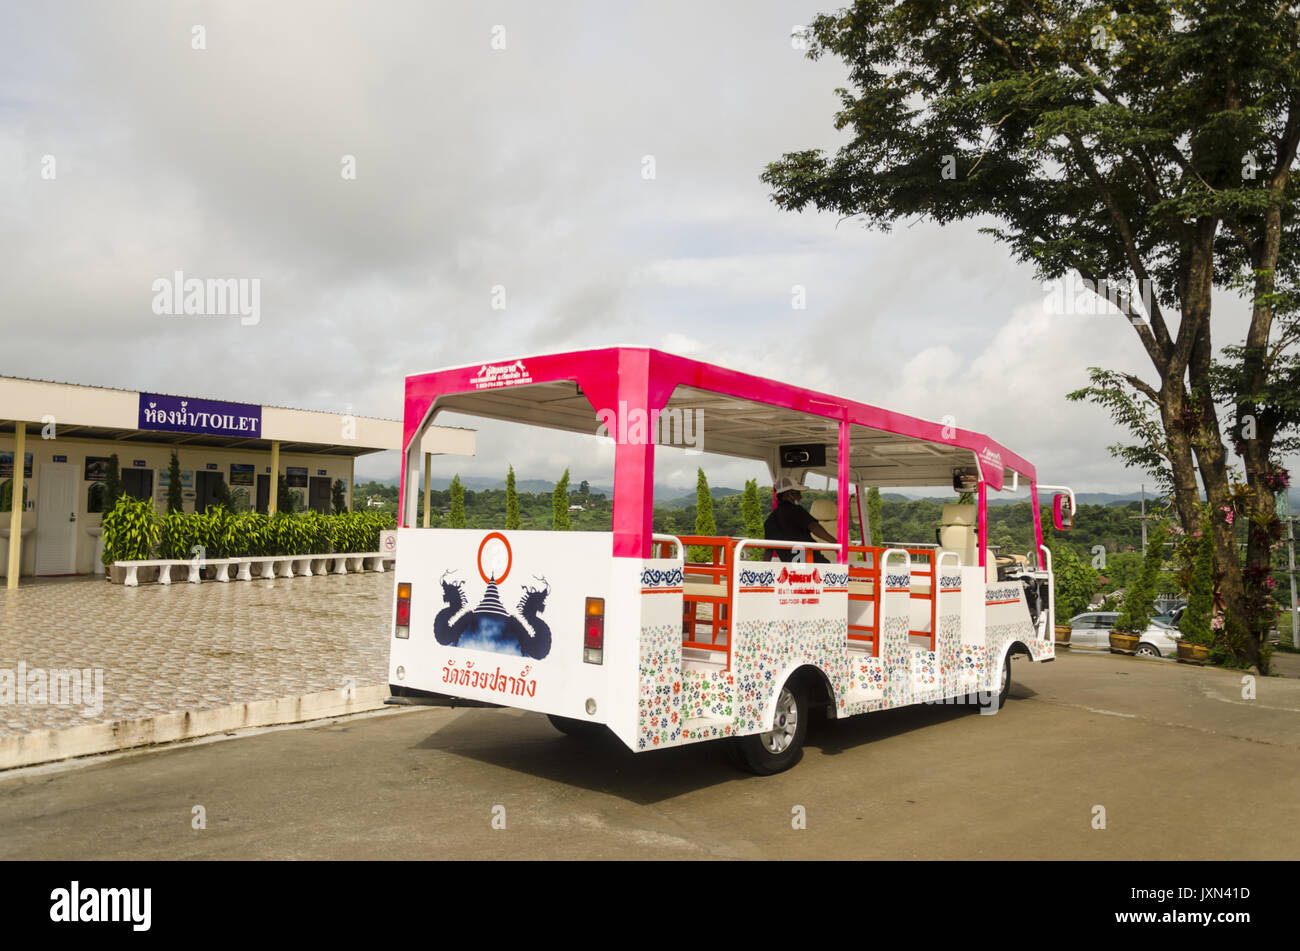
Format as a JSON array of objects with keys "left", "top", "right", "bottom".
[{"left": 779, "top": 444, "right": 826, "bottom": 468}]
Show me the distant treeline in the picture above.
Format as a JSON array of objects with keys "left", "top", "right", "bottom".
[{"left": 355, "top": 479, "right": 1162, "bottom": 557}]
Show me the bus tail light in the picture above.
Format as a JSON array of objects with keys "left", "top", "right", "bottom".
[
  {"left": 583, "top": 597, "right": 605, "bottom": 664},
  {"left": 395, "top": 582, "right": 411, "bottom": 638}
]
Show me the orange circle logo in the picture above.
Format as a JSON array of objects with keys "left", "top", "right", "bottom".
[{"left": 477, "top": 532, "right": 512, "bottom": 584}]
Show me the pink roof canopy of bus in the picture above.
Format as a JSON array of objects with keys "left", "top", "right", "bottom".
[{"left": 402, "top": 347, "right": 1036, "bottom": 491}]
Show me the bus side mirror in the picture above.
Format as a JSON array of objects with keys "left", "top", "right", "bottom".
[{"left": 1053, "top": 493, "right": 1074, "bottom": 531}]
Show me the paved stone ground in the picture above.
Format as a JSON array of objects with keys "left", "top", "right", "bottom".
[
  {"left": 2, "top": 572, "right": 1294, "bottom": 740},
  {"left": 0, "top": 573, "right": 394, "bottom": 736}
]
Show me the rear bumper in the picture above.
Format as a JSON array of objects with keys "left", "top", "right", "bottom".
[{"left": 386, "top": 684, "right": 503, "bottom": 709}]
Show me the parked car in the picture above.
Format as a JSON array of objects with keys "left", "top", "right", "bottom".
[{"left": 1068, "top": 612, "right": 1182, "bottom": 657}]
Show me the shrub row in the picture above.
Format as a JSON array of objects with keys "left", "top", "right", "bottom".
[{"left": 102, "top": 499, "right": 395, "bottom": 564}]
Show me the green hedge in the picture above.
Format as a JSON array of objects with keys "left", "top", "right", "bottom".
[{"left": 105, "top": 501, "right": 394, "bottom": 563}]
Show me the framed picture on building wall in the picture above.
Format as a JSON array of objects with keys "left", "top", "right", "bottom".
[
  {"left": 0, "top": 452, "right": 33, "bottom": 479},
  {"left": 156, "top": 468, "right": 195, "bottom": 495},
  {"left": 285, "top": 466, "right": 308, "bottom": 488},
  {"left": 84, "top": 456, "right": 109, "bottom": 481},
  {"left": 229, "top": 464, "right": 255, "bottom": 486}
]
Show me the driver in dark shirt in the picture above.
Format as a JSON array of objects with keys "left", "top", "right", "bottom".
[{"left": 763, "top": 476, "right": 836, "bottom": 562}]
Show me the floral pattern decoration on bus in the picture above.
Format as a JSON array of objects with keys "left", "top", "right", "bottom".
[
  {"left": 637, "top": 621, "right": 685, "bottom": 749},
  {"left": 681, "top": 667, "right": 734, "bottom": 720},
  {"left": 636, "top": 561, "right": 1051, "bottom": 748},
  {"left": 726, "top": 615, "right": 848, "bottom": 734}
]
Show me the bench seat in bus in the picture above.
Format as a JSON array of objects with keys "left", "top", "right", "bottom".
[{"left": 682, "top": 576, "right": 727, "bottom": 598}]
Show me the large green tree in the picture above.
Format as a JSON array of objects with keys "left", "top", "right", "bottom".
[
  {"left": 764, "top": 1, "right": 1300, "bottom": 673},
  {"left": 276, "top": 474, "right": 296, "bottom": 514},
  {"left": 1114, "top": 521, "right": 1169, "bottom": 633},
  {"left": 1045, "top": 530, "right": 1099, "bottom": 624},
  {"left": 552, "top": 469, "right": 571, "bottom": 531},
  {"left": 692, "top": 468, "right": 718, "bottom": 562},
  {"left": 505, "top": 465, "right": 520, "bottom": 530},
  {"left": 166, "top": 450, "right": 183, "bottom": 514},
  {"left": 694, "top": 469, "right": 717, "bottom": 537},
  {"left": 104, "top": 453, "right": 122, "bottom": 511},
  {"left": 1180, "top": 512, "right": 1218, "bottom": 647},
  {"left": 866, "top": 486, "right": 883, "bottom": 546},
  {"left": 449, "top": 474, "right": 466, "bottom": 528},
  {"left": 741, "top": 478, "right": 765, "bottom": 555}
]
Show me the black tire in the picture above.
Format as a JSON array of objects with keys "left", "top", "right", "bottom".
[
  {"left": 1136, "top": 642, "right": 1161, "bottom": 658},
  {"left": 728, "top": 680, "right": 808, "bottom": 775},
  {"left": 976, "top": 652, "right": 1012, "bottom": 713},
  {"left": 547, "top": 714, "right": 607, "bottom": 739},
  {"left": 723, "top": 735, "right": 748, "bottom": 770}
]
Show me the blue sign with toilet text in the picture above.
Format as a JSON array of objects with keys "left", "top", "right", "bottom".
[{"left": 138, "top": 393, "right": 261, "bottom": 438}]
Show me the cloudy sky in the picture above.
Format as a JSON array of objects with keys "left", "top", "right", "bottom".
[{"left": 1, "top": 1, "right": 1282, "bottom": 498}]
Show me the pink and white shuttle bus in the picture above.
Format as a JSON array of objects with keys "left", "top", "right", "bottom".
[{"left": 387, "top": 348, "right": 1073, "bottom": 774}]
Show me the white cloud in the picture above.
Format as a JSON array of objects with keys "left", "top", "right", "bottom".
[{"left": 3, "top": 0, "right": 1290, "bottom": 501}]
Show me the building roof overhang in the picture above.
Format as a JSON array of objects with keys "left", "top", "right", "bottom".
[{"left": 0, "top": 376, "right": 475, "bottom": 459}]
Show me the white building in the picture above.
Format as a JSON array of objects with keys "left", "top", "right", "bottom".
[{"left": 1, "top": 377, "right": 473, "bottom": 581}]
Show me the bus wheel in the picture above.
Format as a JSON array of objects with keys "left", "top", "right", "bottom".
[
  {"left": 977, "top": 653, "right": 1012, "bottom": 712},
  {"left": 547, "top": 715, "right": 607, "bottom": 739},
  {"left": 730, "top": 682, "right": 807, "bottom": 775}
]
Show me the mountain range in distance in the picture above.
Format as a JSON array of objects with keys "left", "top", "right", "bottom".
[{"left": 359, "top": 475, "right": 1299, "bottom": 511}]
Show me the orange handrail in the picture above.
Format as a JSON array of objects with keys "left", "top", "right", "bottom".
[
  {"left": 846, "top": 545, "right": 884, "bottom": 656},
  {"left": 903, "top": 548, "right": 938, "bottom": 651},
  {"left": 674, "top": 535, "right": 736, "bottom": 669},
  {"left": 844, "top": 545, "right": 941, "bottom": 654}
]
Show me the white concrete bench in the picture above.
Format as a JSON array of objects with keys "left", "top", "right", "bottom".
[
  {"left": 121, "top": 558, "right": 236, "bottom": 585},
  {"left": 117, "top": 559, "right": 175, "bottom": 586},
  {"left": 115, "top": 551, "right": 396, "bottom": 585},
  {"left": 330, "top": 553, "right": 391, "bottom": 574}
]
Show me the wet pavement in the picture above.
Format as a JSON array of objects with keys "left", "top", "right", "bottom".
[{"left": 0, "top": 573, "right": 394, "bottom": 736}]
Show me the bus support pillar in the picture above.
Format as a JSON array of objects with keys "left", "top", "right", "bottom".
[
  {"left": 612, "top": 440, "right": 655, "bottom": 558},
  {"left": 837, "top": 418, "right": 850, "bottom": 563},
  {"left": 423, "top": 453, "right": 431, "bottom": 528}
]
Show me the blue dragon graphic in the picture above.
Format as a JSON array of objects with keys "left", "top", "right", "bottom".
[{"left": 433, "top": 570, "right": 552, "bottom": 660}]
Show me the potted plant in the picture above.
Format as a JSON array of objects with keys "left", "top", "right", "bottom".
[
  {"left": 197, "top": 506, "right": 238, "bottom": 579},
  {"left": 1108, "top": 630, "right": 1141, "bottom": 653},
  {"left": 1044, "top": 534, "right": 1096, "bottom": 649},
  {"left": 1177, "top": 515, "right": 1215, "bottom": 665},
  {"left": 1177, "top": 637, "right": 1213, "bottom": 665},
  {"left": 158, "top": 510, "right": 198, "bottom": 582},
  {"left": 102, "top": 496, "right": 160, "bottom": 583},
  {"left": 1110, "top": 522, "right": 1167, "bottom": 654}
]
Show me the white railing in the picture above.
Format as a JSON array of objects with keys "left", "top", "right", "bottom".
[
  {"left": 880, "top": 548, "right": 911, "bottom": 579},
  {"left": 651, "top": 533, "right": 684, "bottom": 561},
  {"left": 732, "top": 538, "right": 841, "bottom": 562}
]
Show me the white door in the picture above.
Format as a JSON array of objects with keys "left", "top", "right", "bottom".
[{"left": 35, "top": 463, "right": 78, "bottom": 575}]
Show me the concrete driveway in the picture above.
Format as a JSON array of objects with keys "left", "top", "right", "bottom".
[{"left": 0, "top": 648, "right": 1295, "bottom": 860}]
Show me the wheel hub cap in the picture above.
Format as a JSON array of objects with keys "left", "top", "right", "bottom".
[{"left": 762, "top": 688, "right": 798, "bottom": 754}]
